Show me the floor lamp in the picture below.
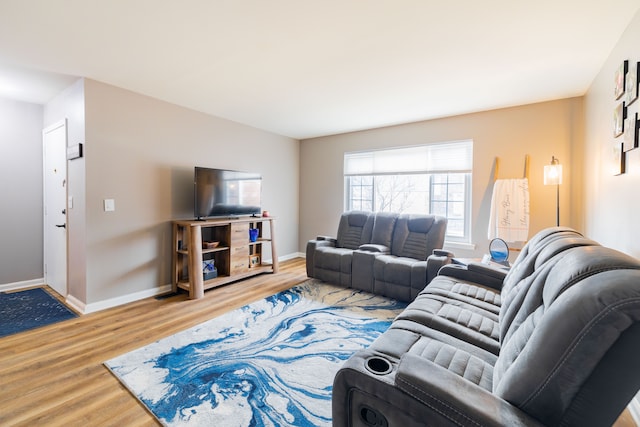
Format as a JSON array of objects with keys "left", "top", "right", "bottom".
[{"left": 544, "top": 156, "right": 563, "bottom": 226}]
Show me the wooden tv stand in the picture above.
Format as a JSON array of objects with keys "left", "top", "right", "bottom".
[{"left": 172, "top": 217, "right": 278, "bottom": 299}]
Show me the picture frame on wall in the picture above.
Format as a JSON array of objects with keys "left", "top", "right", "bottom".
[
  {"left": 615, "top": 60, "right": 629, "bottom": 100},
  {"left": 626, "top": 61, "right": 639, "bottom": 106},
  {"left": 613, "top": 101, "right": 626, "bottom": 137},
  {"left": 612, "top": 141, "right": 625, "bottom": 175},
  {"left": 623, "top": 112, "right": 638, "bottom": 152}
]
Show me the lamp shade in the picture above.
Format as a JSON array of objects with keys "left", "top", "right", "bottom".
[{"left": 544, "top": 158, "right": 562, "bottom": 186}]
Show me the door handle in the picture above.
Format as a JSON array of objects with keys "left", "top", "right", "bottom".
[{"left": 55, "top": 224, "right": 66, "bottom": 228}]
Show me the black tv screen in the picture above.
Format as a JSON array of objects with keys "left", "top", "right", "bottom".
[{"left": 194, "top": 167, "right": 262, "bottom": 219}]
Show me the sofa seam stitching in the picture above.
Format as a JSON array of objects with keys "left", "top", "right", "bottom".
[
  {"left": 520, "top": 298, "right": 640, "bottom": 408},
  {"left": 396, "top": 375, "right": 483, "bottom": 427}
]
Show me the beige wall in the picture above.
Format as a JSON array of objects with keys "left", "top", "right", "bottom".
[
  {"left": 80, "top": 79, "right": 299, "bottom": 307},
  {"left": 42, "top": 79, "right": 299, "bottom": 309},
  {"left": 583, "top": 10, "right": 640, "bottom": 259},
  {"left": 0, "top": 98, "right": 44, "bottom": 285},
  {"left": 299, "top": 98, "right": 583, "bottom": 258}
]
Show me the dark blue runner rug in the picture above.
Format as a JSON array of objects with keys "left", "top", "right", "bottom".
[{"left": 0, "top": 288, "right": 77, "bottom": 338}]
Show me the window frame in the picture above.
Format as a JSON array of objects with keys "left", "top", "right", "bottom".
[{"left": 344, "top": 141, "right": 473, "bottom": 244}]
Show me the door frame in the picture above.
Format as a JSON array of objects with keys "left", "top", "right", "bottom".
[{"left": 42, "top": 119, "right": 68, "bottom": 297}]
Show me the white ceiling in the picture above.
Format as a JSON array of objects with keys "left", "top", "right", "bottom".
[{"left": 0, "top": 1, "right": 639, "bottom": 139}]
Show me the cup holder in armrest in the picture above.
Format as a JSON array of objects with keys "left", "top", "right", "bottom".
[
  {"left": 360, "top": 405, "right": 389, "bottom": 427},
  {"left": 365, "top": 356, "right": 392, "bottom": 375}
]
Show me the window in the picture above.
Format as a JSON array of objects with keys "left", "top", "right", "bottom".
[{"left": 344, "top": 141, "right": 472, "bottom": 243}]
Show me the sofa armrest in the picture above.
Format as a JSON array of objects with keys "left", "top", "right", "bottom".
[
  {"left": 438, "top": 262, "right": 506, "bottom": 290},
  {"left": 315, "top": 235, "right": 337, "bottom": 244},
  {"left": 351, "top": 249, "right": 381, "bottom": 293},
  {"left": 433, "top": 249, "right": 455, "bottom": 257},
  {"left": 395, "top": 353, "right": 545, "bottom": 427},
  {"left": 358, "top": 243, "right": 391, "bottom": 254},
  {"left": 306, "top": 238, "right": 336, "bottom": 277},
  {"left": 427, "top": 249, "right": 454, "bottom": 284}
]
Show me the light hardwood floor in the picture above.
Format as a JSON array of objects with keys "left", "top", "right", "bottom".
[{"left": 0, "top": 257, "right": 636, "bottom": 426}]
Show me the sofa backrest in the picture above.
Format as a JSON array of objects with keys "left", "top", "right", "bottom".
[
  {"left": 499, "top": 235, "right": 599, "bottom": 344},
  {"left": 501, "top": 227, "right": 583, "bottom": 299},
  {"left": 370, "top": 212, "right": 399, "bottom": 247},
  {"left": 493, "top": 244, "right": 640, "bottom": 426},
  {"left": 336, "top": 211, "right": 374, "bottom": 249},
  {"left": 389, "top": 214, "right": 447, "bottom": 260}
]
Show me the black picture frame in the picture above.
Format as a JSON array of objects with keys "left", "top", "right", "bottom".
[
  {"left": 612, "top": 141, "right": 626, "bottom": 175},
  {"left": 614, "top": 101, "right": 626, "bottom": 137},
  {"left": 626, "top": 62, "right": 639, "bottom": 106},
  {"left": 623, "top": 112, "right": 638, "bottom": 152},
  {"left": 615, "top": 60, "right": 629, "bottom": 100}
]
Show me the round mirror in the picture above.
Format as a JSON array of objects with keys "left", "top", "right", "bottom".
[{"left": 489, "top": 238, "right": 509, "bottom": 263}]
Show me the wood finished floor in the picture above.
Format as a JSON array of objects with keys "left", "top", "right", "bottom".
[{"left": 0, "top": 257, "right": 636, "bottom": 426}]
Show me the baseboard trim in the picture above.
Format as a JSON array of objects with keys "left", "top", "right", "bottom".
[
  {"left": 628, "top": 395, "right": 640, "bottom": 424},
  {"left": 0, "top": 278, "right": 45, "bottom": 292},
  {"left": 279, "top": 252, "right": 304, "bottom": 261},
  {"left": 255, "top": 252, "right": 303, "bottom": 264},
  {"left": 77, "top": 284, "right": 174, "bottom": 314},
  {"left": 16, "top": 253, "right": 303, "bottom": 314},
  {"left": 65, "top": 294, "right": 86, "bottom": 314}
]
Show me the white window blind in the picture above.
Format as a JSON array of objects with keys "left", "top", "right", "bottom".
[{"left": 344, "top": 140, "right": 473, "bottom": 176}]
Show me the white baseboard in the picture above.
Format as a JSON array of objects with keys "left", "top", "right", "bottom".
[
  {"left": 0, "top": 278, "right": 45, "bottom": 292},
  {"left": 280, "top": 252, "right": 305, "bottom": 261},
  {"left": 11, "top": 253, "right": 304, "bottom": 314},
  {"left": 72, "top": 284, "right": 173, "bottom": 314},
  {"left": 256, "top": 252, "right": 304, "bottom": 264},
  {"left": 628, "top": 395, "right": 640, "bottom": 424},
  {"left": 76, "top": 252, "right": 302, "bottom": 313},
  {"left": 65, "top": 294, "right": 86, "bottom": 314}
]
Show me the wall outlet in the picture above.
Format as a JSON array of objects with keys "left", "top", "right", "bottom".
[{"left": 104, "top": 199, "right": 115, "bottom": 212}]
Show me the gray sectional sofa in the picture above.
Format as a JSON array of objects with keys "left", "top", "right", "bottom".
[
  {"left": 306, "top": 211, "right": 448, "bottom": 301},
  {"left": 332, "top": 226, "right": 640, "bottom": 427}
]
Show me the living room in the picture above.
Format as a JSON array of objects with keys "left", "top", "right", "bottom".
[
  {"left": 2, "top": 3, "right": 639, "bottom": 312},
  {"left": 1, "top": 2, "right": 640, "bottom": 424}
]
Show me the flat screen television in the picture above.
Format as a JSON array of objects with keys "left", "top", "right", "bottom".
[{"left": 194, "top": 167, "right": 262, "bottom": 219}]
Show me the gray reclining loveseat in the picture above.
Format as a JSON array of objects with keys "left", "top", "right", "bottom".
[
  {"left": 306, "top": 211, "right": 448, "bottom": 301},
  {"left": 333, "top": 227, "right": 640, "bottom": 427}
]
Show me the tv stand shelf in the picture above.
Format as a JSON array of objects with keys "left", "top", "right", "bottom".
[{"left": 172, "top": 217, "right": 278, "bottom": 299}]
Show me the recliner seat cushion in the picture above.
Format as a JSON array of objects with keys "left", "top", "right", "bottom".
[
  {"left": 396, "top": 290, "right": 501, "bottom": 354},
  {"left": 371, "top": 214, "right": 448, "bottom": 301},
  {"left": 420, "top": 276, "right": 502, "bottom": 314}
]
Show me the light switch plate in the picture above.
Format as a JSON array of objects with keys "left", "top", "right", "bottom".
[{"left": 104, "top": 199, "right": 115, "bottom": 212}]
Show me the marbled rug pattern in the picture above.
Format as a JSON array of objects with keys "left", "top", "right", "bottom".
[{"left": 106, "top": 280, "right": 406, "bottom": 426}]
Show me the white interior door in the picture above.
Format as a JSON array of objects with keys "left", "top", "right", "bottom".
[{"left": 43, "top": 120, "right": 68, "bottom": 297}]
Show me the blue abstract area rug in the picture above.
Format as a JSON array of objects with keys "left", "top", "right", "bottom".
[
  {"left": 0, "top": 287, "right": 77, "bottom": 338},
  {"left": 105, "top": 280, "right": 407, "bottom": 427}
]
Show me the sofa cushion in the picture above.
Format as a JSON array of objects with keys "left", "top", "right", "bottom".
[
  {"left": 370, "top": 212, "right": 398, "bottom": 246},
  {"left": 336, "top": 211, "right": 373, "bottom": 249},
  {"left": 499, "top": 236, "right": 601, "bottom": 344},
  {"left": 493, "top": 245, "right": 640, "bottom": 426},
  {"left": 395, "top": 291, "right": 501, "bottom": 354},
  {"left": 500, "top": 228, "right": 584, "bottom": 302},
  {"left": 420, "top": 276, "right": 501, "bottom": 314},
  {"left": 368, "top": 214, "right": 448, "bottom": 301},
  {"left": 371, "top": 322, "right": 498, "bottom": 387},
  {"left": 391, "top": 214, "right": 447, "bottom": 260},
  {"left": 314, "top": 247, "right": 354, "bottom": 286}
]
